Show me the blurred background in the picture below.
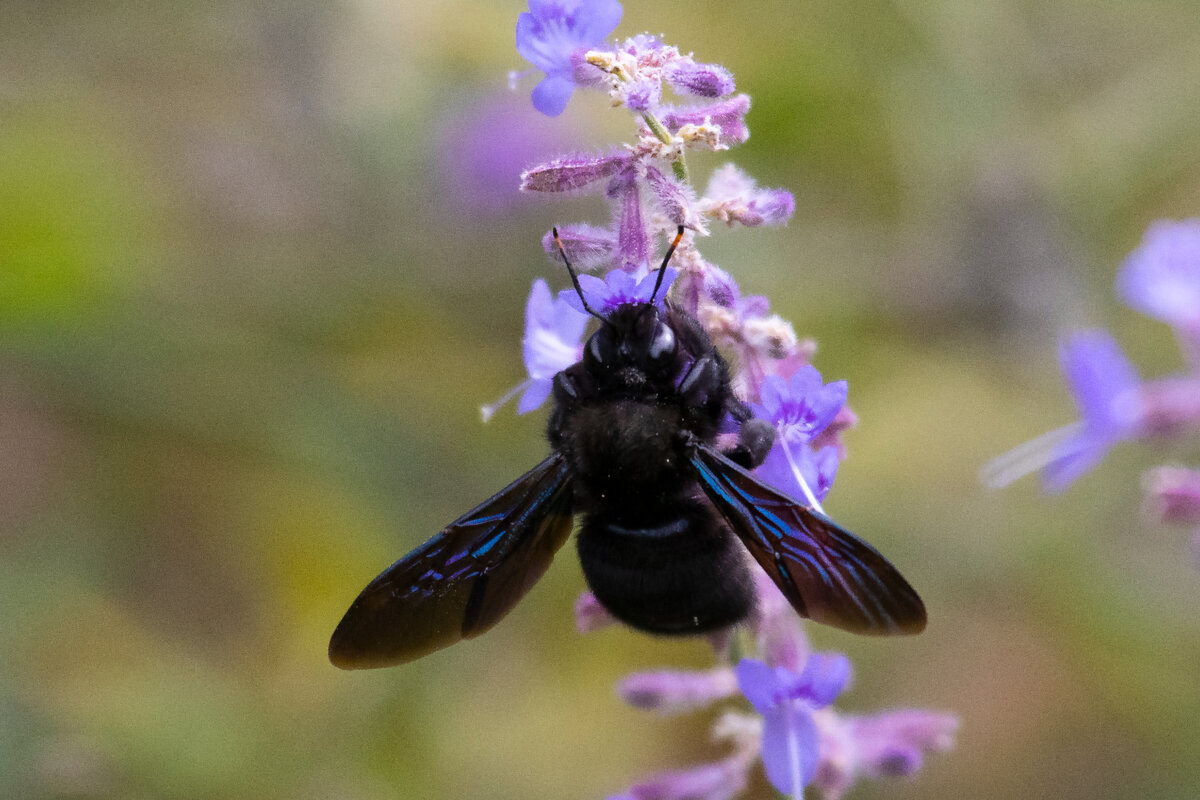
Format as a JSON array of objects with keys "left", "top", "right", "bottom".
[{"left": 2, "top": 1, "right": 1200, "bottom": 798}]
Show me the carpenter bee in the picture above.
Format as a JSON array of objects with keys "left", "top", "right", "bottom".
[{"left": 329, "top": 228, "right": 925, "bottom": 669}]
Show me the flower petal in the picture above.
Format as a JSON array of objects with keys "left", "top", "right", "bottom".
[
  {"left": 531, "top": 73, "right": 577, "bottom": 117},
  {"left": 796, "top": 651, "right": 852, "bottom": 707},
  {"left": 735, "top": 658, "right": 783, "bottom": 714},
  {"left": 761, "top": 703, "right": 819, "bottom": 795},
  {"left": 517, "top": 378, "right": 554, "bottom": 413}
]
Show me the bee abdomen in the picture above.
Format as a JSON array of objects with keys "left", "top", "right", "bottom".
[{"left": 576, "top": 498, "right": 754, "bottom": 634}]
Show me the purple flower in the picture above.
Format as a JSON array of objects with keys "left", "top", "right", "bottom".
[
  {"left": 483, "top": 279, "right": 589, "bottom": 420},
  {"left": 981, "top": 329, "right": 1144, "bottom": 492},
  {"left": 736, "top": 655, "right": 852, "bottom": 797},
  {"left": 1117, "top": 219, "right": 1200, "bottom": 336},
  {"left": 618, "top": 668, "right": 740, "bottom": 713},
  {"left": 751, "top": 368, "right": 848, "bottom": 446},
  {"left": 664, "top": 60, "right": 736, "bottom": 98},
  {"left": 620, "top": 77, "right": 662, "bottom": 112},
  {"left": 700, "top": 164, "right": 795, "bottom": 227},
  {"left": 608, "top": 168, "right": 650, "bottom": 272},
  {"left": 661, "top": 95, "right": 752, "bottom": 146},
  {"left": 575, "top": 591, "right": 617, "bottom": 632},
  {"left": 1143, "top": 466, "right": 1200, "bottom": 525},
  {"left": 609, "top": 756, "right": 749, "bottom": 800},
  {"left": 560, "top": 267, "right": 679, "bottom": 314},
  {"left": 748, "top": 368, "right": 847, "bottom": 508},
  {"left": 521, "top": 278, "right": 590, "bottom": 411},
  {"left": 540, "top": 223, "right": 616, "bottom": 271},
  {"left": 521, "top": 151, "right": 633, "bottom": 192},
  {"left": 814, "top": 709, "right": 959, "bottom": 798},
  {"left": 759, "top": 442, "right": 840, "bottom": 505},
  {"left": 1043, "top": 330, "right": 1143, "bottom": 492},
  {"left": 516, "top": 0, "right": 623, "bottom": 117},
  {"left": 643, "top": 165, "right": 704, "bottom": 232}
]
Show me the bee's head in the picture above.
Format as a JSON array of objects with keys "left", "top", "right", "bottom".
[{"left": 582, "top": 303, "right": 678, "bottom": 380}]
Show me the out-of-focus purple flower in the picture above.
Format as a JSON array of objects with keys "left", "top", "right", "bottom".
[
  {"left": 437, "top": 95, "right": 576, "bottom": 216},
  {"left": 609, "top": 756, "right": 749, "bottom": 800},
  {"left": 516, "top": 0, "right": 623, "bottom": 116},
  {"left": 982, "top": 330, "right": 1145, "bottom": 492},
  {"left": 541, "top": 223, "right": 617, "bottom": 271},
  {"left": 661, "top": 95, "right": 751, "bottom": 146},
  {"left": 736, "top": 655, "right": 852, "bottom": 797},
  {"left": 1041, "top": 330, "right": 1144, "bottom": 492},
  {"left": 664, "top": 60, "right": 735, "bottom": 98},
  {"left": 750, "top": 569, "right": 811, "bottom": 672},
  {"left": 560, "top": 267, "right": 679, "bottom": 314},
  {"left": 1136, "top": 375, "right": 1200, "bottom": 437},
  {"left": 700, "top": 164, "right": 795, "bottom": 227},
  {"left": 1143, "top": 466, "right": 1200, "bottom": 525},
  {"left": 575, "top": 590, "right": 617, "bottom": 632},
  {"left": 618, "top": 668, "right": 739, "bottom": 713},
  {"left": 813, "top": 709, "right": 959, "bottom": 799},
  {"left": 1116, "top": 219, "right": 1200, "bottom": 337},
  {"left": 521, "top": 151, "right": 633, "bottom": 192}
]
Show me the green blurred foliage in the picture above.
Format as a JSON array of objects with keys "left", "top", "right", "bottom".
[{"left": 1, "top": 1, "right": 1199, "bottom": 798}]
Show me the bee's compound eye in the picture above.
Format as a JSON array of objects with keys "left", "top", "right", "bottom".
[
  {"left": 648, "top": 321, "right": 676, "bottom": 361},
  {"left": 587, "top": 330, "right": 616, "bottom": 365}
]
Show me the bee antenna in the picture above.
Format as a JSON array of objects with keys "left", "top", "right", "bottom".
[
  {"left": 552, "top": 227, "right": 606, "bottom": 322},
  {"left": 649, "top": 225, "right": 686, "bottom": 305}
]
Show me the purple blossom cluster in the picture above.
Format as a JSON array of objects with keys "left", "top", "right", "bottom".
[
  {"left": 501, "top": 0, "right": 848, "bottom": 515},
  {"left": 581, "top": 574, "right": 957, "bottom": 800},
  {"left": 496, "top": 2, "right": 959, "bottom": 797},
  {"left": 983, "top": 219, "right": 1200, "bottom": 555}
]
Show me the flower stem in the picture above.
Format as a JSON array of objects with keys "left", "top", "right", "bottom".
[{"left": 640, "top": 111, "right": 690, "bottom": 182}]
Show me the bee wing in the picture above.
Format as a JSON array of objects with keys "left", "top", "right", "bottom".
[
  {"left": 329, "top": 454, "right": 574, "bottom": 669},
  {"left": 691, "top": 445, "right": 926, "bottom": 635}
]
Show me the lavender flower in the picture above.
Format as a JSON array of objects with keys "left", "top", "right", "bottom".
[
  {"left": 503, "top": 9, "right": 957, "bottom": 798},
  {"left": 737, "top": 655, "right": 851, "bottom": 796},
  {"left": 618, "top": 668, "right": 740, "bottom": 713},
  {"left": 480, "top": 278, "right": 588, "bottom": 420},
  {"left": 699, "top": 164, "right": 795, "bottom": 228},
  {"left": 520, "top": 151, "right": 633, "bottom": 193},
  {"left": 575, "top": 591, "right": 617, "bottom": 632},
  {"left": 599, "top": 613, "right": 956, "bottom": 800},
  {"left": 813, "top": 709, "right": 959, "bottom": 799},
  {"left": 660, "top": 96, "right": 752, "bottom": 147},
  {"left": 750, "top": 368, "right": 849, "bottom": 509},
  {"left": 986, "top": 219, "right": 1200, "bottom": 562},
  {"left": 982, "top": 330, "right": 1144, "bottom": 492},
  {"left": 559, "top": 267, "right": 679, "bottom": 315},
  {"left": 663, "top": 60, "right": 736, "bottom": 98},
  {"left": 540, "top": 223, "right": 616, "bottom": 270},
  {"left": 516, "top": 0, "right": 623, "bottom": 116},
  {"left": 1144, "top": 466, "right": 1200, "bottom": 525},
  {"left": 1116, "top": 219, "right": 1200, "bottom": 350}
]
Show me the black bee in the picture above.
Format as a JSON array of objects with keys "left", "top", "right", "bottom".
[{"left": 329, "top": 228, "right": 925, "bottom": 669}]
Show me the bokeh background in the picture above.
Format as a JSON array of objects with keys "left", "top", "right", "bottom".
[{"left": 3, "top": 2, "right": 1200, "bottom": 798}]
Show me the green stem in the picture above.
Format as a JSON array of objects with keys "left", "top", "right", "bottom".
[{"left": 640, "top": 111, "right": 690, "bottom": 183}]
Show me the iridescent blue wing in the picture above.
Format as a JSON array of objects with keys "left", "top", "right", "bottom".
[
  {"left": 329, "top": 454, "right": 574, "bottom": 669},
  {"left": 691, "top": 445, "right": 925, "bottom": 635}
]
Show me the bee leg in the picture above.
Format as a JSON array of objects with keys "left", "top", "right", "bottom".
[{"left": 723, "top": 417, "right": 775, "bottom": 469}]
